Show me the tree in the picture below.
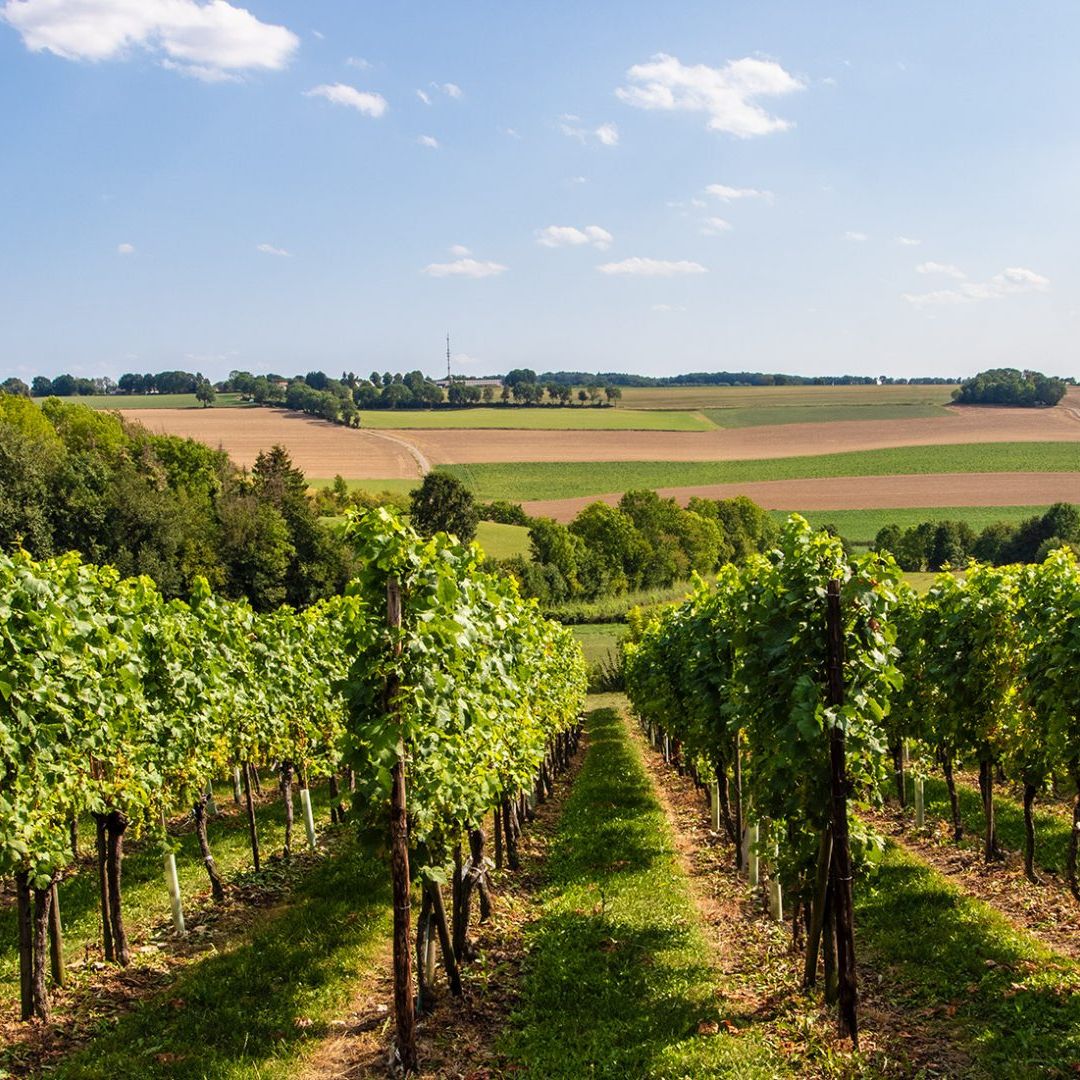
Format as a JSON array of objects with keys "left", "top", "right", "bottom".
[
  {"left": 30, "top": 376, "right": 53, "bottom": 397},
  {"left": 409, "top": 472, "right": 479, "bottom": 542},
  {"left": 1, "top": 378, "right": 30, "bottom": 397},
  {"left": 195, "top": 378, "right": 216, "bottom": 408},
  {"left": 604, "top": 385, "right": 622, "bottom": 406}
]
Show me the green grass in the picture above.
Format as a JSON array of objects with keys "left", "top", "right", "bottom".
[
  {"left": 0, "top": 780, "right": 342, "bottom": 1007},
  {"left": 544, "top": 580, "right": 694, "bottom": 624},
  {"left": 65, "top": 393, "right": 248, "bottom": 410},
  {"left": 783, "top": 506, "right": 1052, "bottom": 546},
  {"left": 570, "top": 623, "right": 628, "bottom": 666},
  {"left": 308, "top": 477, "right": 418, "bottom": 497},
  {"left": 858, "top": 842, "right": 1080, "bottom": 1077},
  {"left": 443, "top": 442, "right": 1080, "bottom": 502},
  {"left": 475, "top": 520, "right": 531, "bottom": 560},
  {"left": 503, "top": 707, "right": 786, "bottom": 1078},
  {"left": 920, "top": 772, "right": 1075, "bottom": 875},
  {"left": 705, "top": 402, "right": 951, "bottom": 428},
  {"left": 46, "top": 838, "right": 390, "bottom": 1080},
  {"left": 357, "top": 407, "right": 715, "bottom": 431}
]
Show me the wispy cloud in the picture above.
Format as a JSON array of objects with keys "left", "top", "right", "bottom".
[
  {"left": 416, "top": 88, "right": 432, "bottom": 105},
  {"left": 423, "top": 257, "right": 507, "bottom": 278},
  {"left": 904, "top": 266, "right": 1050, "bottom": 308},
  {"left": 559, "top": 115, "right": 620, "bottom": 146},
  {"left": 3, "top": 0, "right": 298, "bottom": 80},
  {"left": 700, "top": 217, "right": 732, "bottom": 235},
  {"left": 916, "top": 261, "right": 966, "bottom": 280},
  {"left": 895, "top": 235, "right": 921, "bottom": 246},
  {"left": 705, "top": 184, "right": 773, "bottom": 202},
  {"left": 616, "top": 53, "right": 804, "bottom": 137},
  {"left": 595, "top": 122, "right": 619, "bottom": 146},
  {"left": 449, "top": 244, "right": 471, "bottom": 257},
  {"left": 844, "top": 231, "right": 868, "bottom": 242},
  {"left": 256, "top": 243, "right": 291, "bottom": 257},
  {"left": 346, "top": 56, "right": 372, "bottom": 70},
  {"left": 417, "top": 134, "right": 439, "bottom": 148},
  {"left": 116, "top": 242, "right": 135, "bottom": 255},
  {"left": 536, "top": 225, "right": 613, "bottom": 250},
  {"left": 597, "top": 257, "right": 707, "bottom": 277},
  {"left": 305, "top": 83, "right": 388, "bottom": 117}
]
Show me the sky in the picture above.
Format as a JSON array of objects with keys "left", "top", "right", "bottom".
[{"left": 1, "top": 1, "right": 1078, "bottom": 384}]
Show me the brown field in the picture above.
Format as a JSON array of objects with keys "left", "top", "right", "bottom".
[
  {"left": 392, "top": 402, "right": 1080, "bottom": 465},
  {"left": 614, "top": 382, "right": 956, "bottom": 410},
  {"left": 522, "top": 472, "right": 1080, "bottom": 523},
  {"left": 122, "top": 408, "right": 424, "bottom": 479}
]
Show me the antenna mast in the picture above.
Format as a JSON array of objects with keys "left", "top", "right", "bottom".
[{"left": 446, "top": 332, "right": 451, "bottom": 381}]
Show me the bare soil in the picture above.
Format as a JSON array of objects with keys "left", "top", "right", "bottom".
[
  {"left": 120, "top": 409, "right": 423, "bottom": 479},
  {"left": 523, "top": 471, "right": 1080, "bottom": 522},
  {"left": 396, "top": 403, "right": 1080, "bottom": 466}
]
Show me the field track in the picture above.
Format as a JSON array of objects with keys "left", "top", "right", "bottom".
[
  {"left": 121, "top": 408, "right": 423, "bottom": 479},
  {"left": 392, "top": 402, "right": 1080, "bottom": 465},
  {"left": 522, "top": 471, "right": 1080, "bottom": 523}
]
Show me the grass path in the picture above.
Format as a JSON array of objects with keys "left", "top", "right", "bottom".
[{"left": 502, "top": 706, "right": 787, "bottom": 1078}]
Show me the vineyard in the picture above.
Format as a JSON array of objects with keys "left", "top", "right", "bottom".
[
  {"left": 624, "top": 516, "right": 1080, "bottom": 1051},
  {"left": 0, "top": 508, "right": 586, "bottom": 1071}
]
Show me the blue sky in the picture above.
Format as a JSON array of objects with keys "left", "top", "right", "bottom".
[{"left": 1, "top": 1, "right": 1077, "bottom": 383}]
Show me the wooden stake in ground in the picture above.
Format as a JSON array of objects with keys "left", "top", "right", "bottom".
[
  {"left": 387, "top": 575, "right": 418, "bottom": 1073},
  {"left": 825, "top": 578, "right": 858, "bottom": 1047}
]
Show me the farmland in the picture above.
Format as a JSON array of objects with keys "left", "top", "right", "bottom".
[{"left": 355, "top": 407, "right": 714, "bottom": 430}]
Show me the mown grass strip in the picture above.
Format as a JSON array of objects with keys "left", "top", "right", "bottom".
[
  {"left": 502, "top": 707, "right": 786, "bottom": 1079},
  {"left": 443, "top": 442, "right": 1080, "bottom": 501},
  {"left": 42, "top": 838, "right": 391, "bottom": 1080},
  {"left": 356, "top": 408, "right": 716, "bottom": 431},
  {"left": 858, "top": 843, "right": 1080, "bottom": 1077}
]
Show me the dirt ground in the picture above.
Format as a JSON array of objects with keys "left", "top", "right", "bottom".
[
  {"left": 120, "top": 409, "right": 424, "bottom": 479},
  {"left": 523, "top": 471, "right": 1080, "bottom": 523},
  {"left": 395, "top": 404, "right": 1080, "bottom": 465}
]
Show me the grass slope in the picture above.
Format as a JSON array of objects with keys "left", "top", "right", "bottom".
[
  {"left": 357, "top": 408, "right": 715, "bottom": 431},
  {"left": 475, "top": 520, "right": 530, "bottom": 560},
  {"left": 858, "top": 843, "right": 1080, "bottom": 1076},
  {"left": 444, "top": 442, "right": 1080, "bottom": 502},
  {"left": 503, "top": 707, "right": 785, "bottom": 1078},
  {"left": 570, "top": 623, "right": 627, "bottom": 666},
  {"left": 705, "top": 402, "right": 950, "bottom": 428}
]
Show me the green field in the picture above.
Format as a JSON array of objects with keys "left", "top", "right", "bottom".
[
  {"left": 570, "top": 623, "right": 627, "bottom": 665},
  {"left": 476, "top": 520, "right": 531, "bottom": 559},
  {"left": 308, "top": 477, "right": 419, "bottom": 497},
  {"left": 68, "top": 392, "right": 248, "bottom": 409},
  {"left": 788, "top": 505, "right": 1052, "bottom": 545},
  {"left": 443, "top": 441, "right": 1080, "bottom": 502},
  {"left": 705, "top": 401, "right": 951, "bottom": 428},
  {"left": 357, "top": 407, "right": 715, "bottom": 431},
  {"left": 615, "top": 383, "right": 957, "bottom": 411}
]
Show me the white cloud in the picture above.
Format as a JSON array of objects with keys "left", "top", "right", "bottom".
[
  {"left": 503, "top": 127, "right": 521, "bottom": 139},
  {"left": 616, "top": 53, "right": 804, "bottom": 137},
  {"left": 345, "top": 56, "right": 371, "bottom": 70},
  {"left": 449, "top": 244, "right": 471, "bottom": 257},
  {"left": 116, "top": 242, "right": 135, "bottom": 255},
  {"left": 844, "top": 230, "right": 868, "bottom": 242},
  {"left": 256, "top": 242, "right": 290, "bottom": 257},
  {"left": 895, "top": 235, "right": 921, "bottom": 246},
  {"left": 305, "top": 83, "right": 387, "bottom": 117},
  {"left": 440, "top": 82, "right": 462, "bottom": 99},
  {"left": 536, "top": 225, "right": 613, "bottom": 250},
  {"left": 706, "top": 184, "right": 772, "bottom": 202},
  {"left": 559, "top": 115, "right": 619, "bottom": 146},
  {"left": 597, "top": 257, "right": 707, "bottom": 277},
  {"left": 416, "top": 88, "right": 432, "bottom": 105},
  {"left": 700, "top": 216, "right": 732, "bottom": 235},
  {"left": 417, "top": 134, "right": 439, "bottom": 148},
  {"left": 595, "top": 122, "right": 619, "bottom": 146},
  {"left": 3, "top": 0, "right": 298, "bottom": 80},
  {"left": 311, "top": 29, "right": 323, "bottom": 40},
  {"left": 916, "top": 261, "right": 966, "bottom": 280},
  {"left": 652, "top": 303, "right": 687, "bottom": 312},
  {"left": 566, "top": 175, "right": 587, "bottom": 185},
  {"left": 423, "top": 258, "right": 507, "bottom": 278},
  {"left": 903, "top": 266, "right": 1050, "bottom": 308}
]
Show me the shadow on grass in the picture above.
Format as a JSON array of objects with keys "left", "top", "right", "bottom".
[
  {"left": 858, "top": 844, "right": 1080, "bottom": 1077},
  {"left": 922, "top": 775, "right": 1072, "bottom": 875},
  {"left": 503, "top": 708, "right": 781, "bottom": 1079},
  {"left": 49, "top": 838, "right": 391, "bottom": 1080}
]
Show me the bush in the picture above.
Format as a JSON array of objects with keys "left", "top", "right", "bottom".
[{"left": 953, "top": 367, "right": 1066, "bottom": 407}]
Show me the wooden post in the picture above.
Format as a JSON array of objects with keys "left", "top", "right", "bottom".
[
  {"left": 48, "top": 881, "right": 65, "bottom": 987},
  {"left": 710, "top": 782, "right": 721, "bottom": 832},
  {"left": 242, "top": 762, "right": 260, "bottom": 873},
  {"left": 825, "top": 578, "right": 859, "bottom": 1047},
  {"left": 746, "top": 822, "right": 759, "bottom": 887},
  {"left": 387, "top": 576, "right": 418, "bottom": 1073},
  {"left": 768, "top": 838, "right": 783, "bottom": 923},
  {"left": 803, "top": 825, "right": 833, "bottom": 988},
  {"left": 16, "top": 871, "right": 32, "bottom": 1021},
  {"left": 733, "top": 735, "right": 744, "bottom": 871}
]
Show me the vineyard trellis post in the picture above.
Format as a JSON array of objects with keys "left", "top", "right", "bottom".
[
  {"left": 387, "top": 575, "right": 418, "bottom": 1073},
  {"left": 825, "top": 577, "right": 859, "bottom": 1047}
]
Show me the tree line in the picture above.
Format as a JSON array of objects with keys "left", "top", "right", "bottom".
[
  {"left": 952, "top": 367, "right": 1068, "bottom": 407},
  {"left": 0, "top": 393, "right": 355, "bottom": 610}
]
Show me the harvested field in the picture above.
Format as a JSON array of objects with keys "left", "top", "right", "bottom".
[
  {"left": 357, "top": 407, "right": 714, "bottom": 430},
  {"left": 522, "top": 472, "right": 1080, "bottom": 523},
  {"left": 121, "top": 408, "right": 423, "bottom": 479},
  {"left": 613, "top": 383, "right": 957, "bottom": 410},
  {"left": 396, "top": 403, "right": 1080, "bottom": 465}
]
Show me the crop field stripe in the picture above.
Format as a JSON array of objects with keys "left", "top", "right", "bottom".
[
  {"left": 787, "top": 506, "right": 1053, "bottom": 544},
  {"left": 65, "top": 393, "right": 248, "bottom": 410},
  {"left": 704, "top": 402, "right": 952, "bottom": 428},
  {"left": 502, "top": 706, "right": 787, "bottom": 1078},
  {"left": 441, "top": 442, "right": 1080, "bottom": 501},
  {"left": 358, "top": 408, "right": 716, "bottom": 431}
]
